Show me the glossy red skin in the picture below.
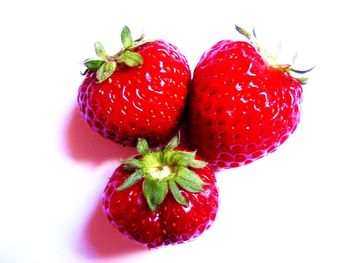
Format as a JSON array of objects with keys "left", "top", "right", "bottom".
[
  {"left": 102, "top": 160, "right": 219, "bottom": 248},
  {"left": 187, "top": 40, "right": 303, "bottom": 170},
  {"left": 78, "top": 40, "right": 190, "bottom": 147}
]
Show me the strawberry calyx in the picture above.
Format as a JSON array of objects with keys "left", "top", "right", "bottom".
[
  {"left": 273, "top": 64, "right": 315, "bottom": 84},
  {"left": 83, "top": 26, "right": 152, "bottom": 83},
  {"left": 117, "top": 134, "right": 207, "bottom": 212},
  {"left": 235, "top": 25, "right": 314, "bottom": 85}
]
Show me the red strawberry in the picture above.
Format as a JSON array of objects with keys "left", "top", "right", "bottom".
[
  {"left": 78, "top": 26, "right": 190, "bottom": 147},
  {"left": 187, "top": 26, "right": 311, "bottom": 170},
  {"left": 103, "top": 135, "right": 219, "bottom": 248}
]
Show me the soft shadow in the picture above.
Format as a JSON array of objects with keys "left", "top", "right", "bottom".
[
  {"left": 78, "top": 200, "right": 146, "bottom": 258},
  {"left": 64, "top": 106, "right": 137, "bottom": 165},
  {"left": 179, "top": 124, "right": 191, "bottom": 149}
]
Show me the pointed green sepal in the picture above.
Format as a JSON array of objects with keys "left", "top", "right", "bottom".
[
  {"left": 143, "top": 178, "right": 168, "bottom": 211},
  {"left": 121, "top": 26, "right": 133, "bottom": 49},
  {"left": 84, "top": 59, "right": 104, "bottom": 71},
  {"left": 252, "top": 26, "right": 257, "bottom": 39},
  {"left": 164, "top": 133, "right": 180, "bottom": 151},
  {"left": 162, "top": 150, "right": 202, "bottom": 168},
  {"left": 118, "top": 50, "right": 143, "bottom": 67},
  {"left": 175, "top": 167, "right": 204, "bottom": 193},
  {"left": 290, "top": 66, "right": 315, "bottom": 74},
  {"left": 289, "top": 66, "right": 314, "bottom": 85},
  {"left": 278, "top": 64, "right": 292, "bottom": 71},
  {"left": 162, "top": 150, "right": 190, "bottom": 166},
  {"left": 94, "top": 42, "right": 109, "bottom": 60},
  {"left": 188, "top": 159, "right": 208, "bottom": 169},
  {"left": 137, "top": 138, "right": 150, "bottom": 155},
  {"left": 177, "top": 151, "right": 196, "bottom": 166},
  {"left": 96, "top": 61, "right": 116, "bottom": 83},
  {"left": 169, "top": 180, "right": 188, "bottom": 206},
  {"left": 296, "top": 76, "right": 309, "bottom": 85},
  {"left": 134, "top": 32, "right": 145, "bottom": 42},
  {"left": 235, "top": 25, "right": 252, "bottom": 40},
  {"left": 120, "top": 158, "right": 143, "bottom": 169},
  {"left": 117, "top": 170, "right": 144, "bottom": 191}
]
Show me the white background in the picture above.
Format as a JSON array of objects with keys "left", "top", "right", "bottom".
[{"left": 1, "top": 0, "right": 349, "bottom": 262}]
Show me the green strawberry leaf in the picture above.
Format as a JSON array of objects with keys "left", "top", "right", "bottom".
[
  {"left": 296, "top": 76, "right": 309, "bottom": 85},
  {"left": 121, "top": 26, "right": 133, "bottom": 49},
  {"left": 162, "top": 150, "right": 195, "bottom": 167},
  {"left": 84, "top": 59, "right": 104, "bottom": 71},
  {"left": 137, "top": 138, "right": 150, "bottom": 155},
  {"left": 235, "top": 25, "right": 252, "bottom": 40},
  {"left": 116, "top": 136, "right": 209, "bottom": 212},
  {"left": 177, "top": 151, "right": 196, "bottom": 167},
  {"left": 117, "top": 170, "right": 144, "bottom": 191},
  {"left": 188, "top": 159, "right": 207, "bottom": 169},
  {"left": 121, "top": 158, "right": 143, "bottom": 169},
  {"left": 119, "top": 50, "right": 143, "bottom": 67},
  {"left": 143, "top": 178, "right": 168, "bottom": 211},
  {"left": 94, "top": 42, "right": 109, "bottom": 60},
  {"left": 141, "top": 152, "right": 162, "bottom": 169},
  {"left": 169, "top": 179, "right": 188, "bottom": 206},
  {"left": 97, "top": 61, "right": 116, "bottom": 83},
  {"left": 164, "top": 134, "right": 180, "bottom": 151},
  {"left": 175, "top": 167, "right": 204, "bottom": 193}
]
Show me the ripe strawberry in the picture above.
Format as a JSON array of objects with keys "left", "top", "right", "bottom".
[
  {"left": 102, "top": 135, "right": 219, "bottom": 248},
  {"left": 187, "top": 26, "right": 311, "bottom": 170},
  {"left": 78, "top": 26, "right": 190, "bottom": 147}
]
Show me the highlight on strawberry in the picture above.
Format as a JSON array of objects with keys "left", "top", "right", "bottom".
[
  {"left": 187, "top": 25, "right": 313, "bottom": 170},
  {"left": 78, "top": 26, "right": 191, "bottom": 147},
  {"left": 102, "top": 134, "right": 219, "bottom": 248}
]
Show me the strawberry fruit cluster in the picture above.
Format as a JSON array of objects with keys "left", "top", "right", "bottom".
[{"left": 77, "top": 26, "right": 310, "bottom": 248}]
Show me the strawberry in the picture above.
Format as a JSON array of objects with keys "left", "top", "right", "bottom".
[
  {"left": 102, "top": 135, "right": 219, "bottom": 248},
  {"left": 187, "top": 26, "right": 311, "bottom": 170},
  {"left": 78, "top": 26, "right": 190, "bottom": 147}
]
